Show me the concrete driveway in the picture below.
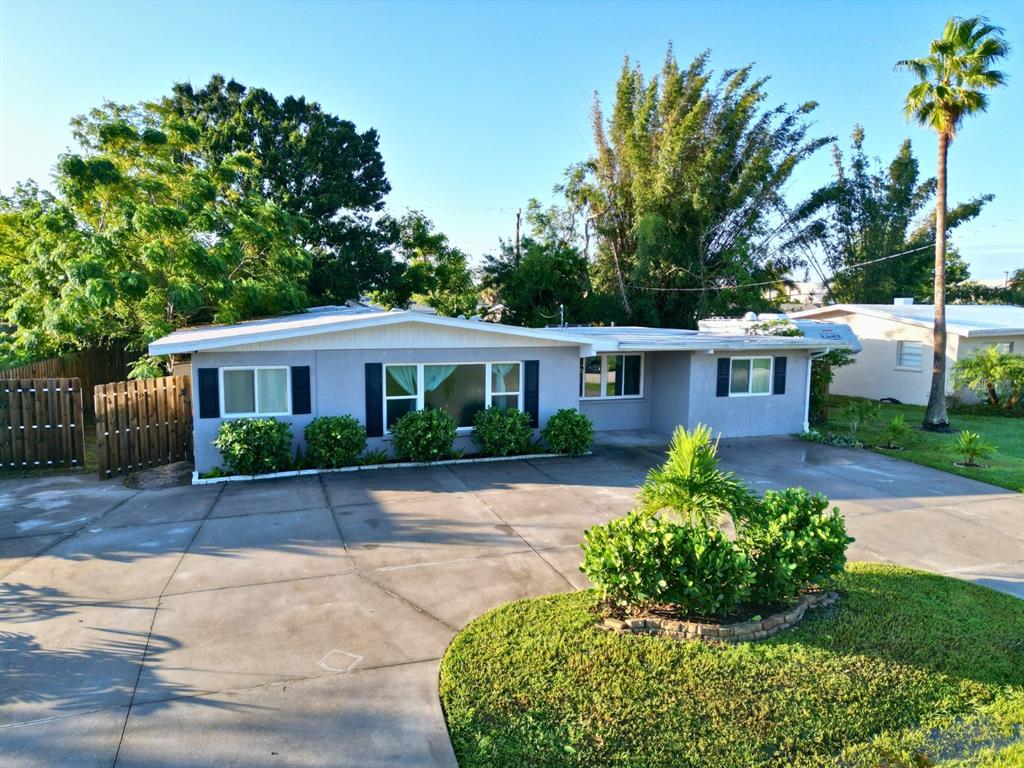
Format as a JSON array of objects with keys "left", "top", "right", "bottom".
[{"left": 1, "top": 438, "right": 1021, "bottom": 767}]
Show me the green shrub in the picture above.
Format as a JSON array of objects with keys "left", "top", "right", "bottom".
[
  {"left": 390, "top": 408, "right": 457, "bottom": 462},
  {"left": 879, "top": 414, "right": 912, "bottom": 449},
  {"left": 738, "top": 488, "right": 853, "bottom": 605},
  {"left": 304, "top": 415, "right": 367, "bottom": 468},
  {"left": 471, "top": 406, "right": 533, "bottom": 457},
  {"left": 638, "top": 424, "right": 751, "bottom": 527},
  {"left": 359, "top": 448, "right": 389, "bottom": 465},
  {"left": 950, "top": 429, "right": 996, "bottom": 466},
  {"left": 581, "top": 510, "right": 753, "bottom": 617},
  {"left": 541, "top": 408, "right": 593, "bottom": 456},
  {"left": 213, "top": 417, "right": 293, "bottom": 476}
]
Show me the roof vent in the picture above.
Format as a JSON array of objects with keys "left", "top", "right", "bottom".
[{"left": 893, "top": 297, "right": 914, "bottom": 306}]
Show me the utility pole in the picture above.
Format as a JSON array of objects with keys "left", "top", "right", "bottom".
[{"left": 514, "top": 208, "right": 521, "bottom": 263}]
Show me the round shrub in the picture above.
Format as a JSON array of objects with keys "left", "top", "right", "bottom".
[
  {"left": 213, "top": 417, "right": 293, "bottom": 476},
  {"left": 581, "top": 510, "right": 753, "bottom": 617},
  {"left": 471, "top": 407, "right": 533, "bottom": 457},
  {"left": 304, "top": 415, "right": 367, "bottom": 468},
  {"left": 541, "top": 408, "right": 594, "bottom": 456},
  {"left": 390, "top": 408, "right": 457, "bottom": 462},
  {"left": 738, "top": 487, "right": 853, "bottom": 605}
]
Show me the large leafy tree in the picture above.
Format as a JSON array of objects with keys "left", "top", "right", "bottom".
[
  {"left": 794, "top": 128, "right": 988, "bottom": 303},
  {"left": 0, "top": 101, "right": 309, "bottom": 360},
  {"left": 164, "top": 75, "right": 397, "bottom": 303},
  {"left": 564, "top": 48, "right": 831, "bottom": 328},
  {"left": 897, "top": 16, "right": 1009, "bottom": 430},
  {"left": 376, "top": 211, "right": 478, "bottom": 317}
]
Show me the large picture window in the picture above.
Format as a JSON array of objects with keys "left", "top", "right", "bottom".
[
  {"left": 221, "top": 367, "right": 290, "bottom": 416},
  {"left": 383, "top": 362, "right": 522, "bottom": 430},
  {"left": 728, "top": 357, "right": 772, "bottom": 397},
  {"left": 579, "top": 354, "right": 643, "bottom": 399}
]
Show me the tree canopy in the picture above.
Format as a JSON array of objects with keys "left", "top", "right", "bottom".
[
  {"left": 164, "top": 75, "right": 398, "bottom": 304},
  {"left": 0, "top": 101, "right": 309, "bottom": 360},
  {"left": 793, "top": 127, "right": 989, "bottom": 303},
  {"left": 562, "top": 48, "right": 831, "bottom": 328}
]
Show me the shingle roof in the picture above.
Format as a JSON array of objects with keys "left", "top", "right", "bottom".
[{"left": 793, "top": 303, "right": 1024, "bottom": 337}]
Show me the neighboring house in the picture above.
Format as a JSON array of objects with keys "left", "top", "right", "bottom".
[
  {"left": 148, "top": 306, "right": 857, "bottom": 473},
  {"left": 792, "top": 300, "right": 1024, "bottom": 406}
]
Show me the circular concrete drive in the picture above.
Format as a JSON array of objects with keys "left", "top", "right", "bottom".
[{"left": 1, "top": 437, "right": 1021, "bottom": 766}]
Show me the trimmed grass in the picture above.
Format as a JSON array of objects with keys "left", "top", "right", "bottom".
[
  {"left": 440, "top": 563, "right": 1024, "bottom": 768},
  {"left": 819, "top": 397, "right": 1024, "bottom": 493}
]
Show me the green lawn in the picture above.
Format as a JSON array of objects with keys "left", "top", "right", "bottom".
[
  {"left": 817, "top": 397, "right": 1024, "bottom": 493},
  {"left": 440, "top": 564, "right": 1024, "bottom": 768}
]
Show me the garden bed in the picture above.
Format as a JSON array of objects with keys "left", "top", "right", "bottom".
[
  {"left": 192, "top": 450, "right": 584, "bottom": 485},
  {"left": 599, "top": 590, "right": 839, "bottom": 643},
  {"left": 440, "top": 563, "right": 1024, "bottom": 768}
]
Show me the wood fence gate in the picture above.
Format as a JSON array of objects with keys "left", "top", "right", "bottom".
[
  {"left": 0, "top": 378, "right": 87, "bottom": 470},
  {"left": 95, "top": 375, "right": 193, "bottom": 479}
]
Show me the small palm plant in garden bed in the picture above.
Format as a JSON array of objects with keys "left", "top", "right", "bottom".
[
  {"left": 950, "top": 429, "right": 996, "bottom": 468},
  {"left": 877, "top": 414, "right": 912, "bottom": 450},
  {"left": 581, "top": 424, "right": 853, "bottom": 627}
]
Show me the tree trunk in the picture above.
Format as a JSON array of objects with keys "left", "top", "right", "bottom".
[{"left": 923, "top": 131, "right": 950, "bottom": 431}]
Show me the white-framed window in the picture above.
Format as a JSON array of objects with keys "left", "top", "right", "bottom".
[
  {"left": 728, "top": 356, "right": 773, "bottom": 397},
  {"left": 993, "top": 341, "right": 1015, "bottom": 354},
  {"left": 579, "top": 354, "right": 644, "bottom": 399},
  {"left": 383, "top": 362, "right": 523, "bottom": 431},
  {"left": 896, "top": 341, "right": 923, "bottom": 371},
  {"left": 220, "top": 366, "right": 291, "bottom": 417}
]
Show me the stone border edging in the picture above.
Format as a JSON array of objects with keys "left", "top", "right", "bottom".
[
  {"left": 599, "top": 590, "right": 839, "bottom": 643},
  {"left": 192, "top": 450, "right": 589, "bottom": 486}
]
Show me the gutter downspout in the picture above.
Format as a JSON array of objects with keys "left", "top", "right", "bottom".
[{"left": 804, "top": 349, "right": 830, "bottom": 432}]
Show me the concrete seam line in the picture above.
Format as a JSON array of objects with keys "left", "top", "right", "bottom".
[
  {"left": 356, "top": 569, "right": 460, "bottom": 633},
  {"left": 110, "top": 482, "right": 225, "bottom": 768},
  {"left": 446, "top": 464, "right": 577, "bottom": 592},
  {"left": 0, "top": 489, "right": 144, "bottom": 583},
  {"left": 319, "top": 473, "right": 358, "bottom": 573}
]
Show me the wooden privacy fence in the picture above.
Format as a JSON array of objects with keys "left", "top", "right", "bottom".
[
  {"left": 1, "top": 345, "right": 139, "bottom": 418},
  {"left": 95, "top": 375, "right": 193, "bottom": 480},
  {"left": 0, "top": 378, "right": 86, "bottom": 470}
]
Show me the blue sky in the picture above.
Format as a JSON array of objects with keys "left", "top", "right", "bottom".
[{"left": 1, "top": 0, "right": 1022, "bottom": 281}]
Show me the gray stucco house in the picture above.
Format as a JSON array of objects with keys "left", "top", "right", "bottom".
[{"left": 148, "top": 306, "right": 857, "bottom": 473}]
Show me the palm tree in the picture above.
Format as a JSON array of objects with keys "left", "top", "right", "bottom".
[{"left": 896, "top": 16, "right": 1009, "bottom": 430}]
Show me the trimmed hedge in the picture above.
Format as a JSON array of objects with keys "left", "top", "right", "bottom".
[
  {"left": 390, "top": 408, "right": 457, "bottom": 462},
  {"left": 472, "top": 406, "right": 533, "bottom": 457},
  {"left": 304, "top": 415, "right": 367, "bottom": 468},
  {"left": 541, "top": 408, "right": 593, "bottom": 456},
  {"left": 213, "top": 417, "right": 293, "bottom": 476}
]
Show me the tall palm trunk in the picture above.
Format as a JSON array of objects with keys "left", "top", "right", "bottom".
[{"left": 923, "top": 131, "right": 950, "bottom": 430}]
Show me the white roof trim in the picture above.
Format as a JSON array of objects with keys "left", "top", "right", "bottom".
[
  {"left": 793, "top": 304, "right": 1024, "bottom": 337},
  {"left": 149, "top": 310, "right": 598, "bottom": 355}
]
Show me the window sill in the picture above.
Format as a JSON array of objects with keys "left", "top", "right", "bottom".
[
  {"left": 893, "top": 367, "right": 923, "bottom": 373},
  {"left": 579, "top": 396, "right": 646, "bottom": 402}
]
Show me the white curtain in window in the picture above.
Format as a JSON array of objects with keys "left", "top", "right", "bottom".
[
  {"left": 257, "top": 369, "right": 288, "bottom": 413},
  {"left": 424, "top": 365, "right": 456, "bottom": 392},
  {"left": 491, "top": 363, "right": 516, "bottom": 392},
  {"left": 387, "top": 365, "right": 418, "bottom": 395}
]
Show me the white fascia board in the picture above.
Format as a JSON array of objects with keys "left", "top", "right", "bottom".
[
  {"left": 148, "top": 312, "right": 596, "bottom": 355},
  {"left": 614, "top": 337, "right": 851, "bottom": 352}
]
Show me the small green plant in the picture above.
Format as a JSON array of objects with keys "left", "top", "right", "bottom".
[
  {"left": 879, "top": 414, "right": 912, "bottom": 449},
  {"left": 304, "top": 415, "right": 367, "bottom": 468},
  {"left": 541, "top": 408, "right": 593, "bottom": 456},
  {"left": 471, "top": 406, "right": 533, "bottom": 457},
  {"left": 581, "top": 510, "right": 753, "bottom": 616},
  {"left": 390, "top": 408, "right": 457, "bottom": 462},
  {"left": 127, "top": 355, "right": 168, "bottom": 380},
  {"left": 840, "top": 399, "right": 880, "bottom": 439},
  {"left": 638, "top": 424, "right": 751, "bottom": 527},
  {"left": 213, "top": 417, "right": 293, "bottom": 476},
  {"left": 738, "top": 488, "right": 853, "bottom": 605},
  {"left": 950, "top": 429, "right": 996, "bottom": 467},
  {"left": 358, "top": 448, "right": 390, "bottom": 465}
]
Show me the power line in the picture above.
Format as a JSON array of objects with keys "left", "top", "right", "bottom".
[{"left": 625, "top": 243, "right": 936, "bottom": 293}]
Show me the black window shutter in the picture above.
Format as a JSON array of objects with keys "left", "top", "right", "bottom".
[
  {"left": 292, "top": 366, "right": 311, "bottom": 414},
  {"left": 773, "top": 356, "right": 787, "bottom": 395},
  {"left": 524, "top": 360, "right": 540, "bottom": 428},
  {"left": 365, "top": 363, "right": 383, "bottom": 437},
  {"left": 716, "top": 358, "right": 730, "bottom": 397},
  {"left": 197, "top": 368, "right": 220, "bottom": 419}
]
